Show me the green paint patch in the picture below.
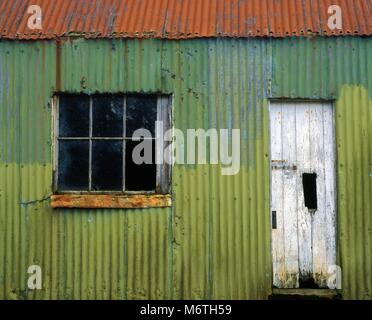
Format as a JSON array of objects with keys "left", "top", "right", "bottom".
[{"left": 336, "top": 85, "right": 372, "bottom": 300}]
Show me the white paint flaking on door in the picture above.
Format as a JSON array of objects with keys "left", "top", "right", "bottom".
[
  {"left": 270, "top": 101, "right": 336, "bottom": 289},
  {"left": 296, "top": 104, "right": 313, "bottom": 281}
]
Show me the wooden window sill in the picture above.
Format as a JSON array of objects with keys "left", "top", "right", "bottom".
[{"left": 51, "top": 194, "right": 172, "bottom": 209}]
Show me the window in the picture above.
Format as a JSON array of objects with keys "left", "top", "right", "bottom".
[{"left": 52, "top": 93, "right": 171, "bottom": 208}]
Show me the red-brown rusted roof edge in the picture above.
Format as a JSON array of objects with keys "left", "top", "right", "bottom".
[{"left": 0, "top": 0, "right": 371, "bottom": 40}]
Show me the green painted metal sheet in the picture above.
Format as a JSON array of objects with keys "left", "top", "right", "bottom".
[{"left": 0, "top": 37, "right": 371, "bottom": 299}]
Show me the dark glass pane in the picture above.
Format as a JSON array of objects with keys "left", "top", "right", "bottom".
[
  {"left": 92, "top": 140, "right": 123, "bottom": 191},
  {"left": 125, "top": 140, "right": 156, "bottom": 191},
  {"left": 59, "top": 94, "right": 90, "bottom": 137},
  {"left": 126, "top": 95, "right": 157, "bottom": 137},
  {"left": 92, "top": 95, "right": 123, "bottom": 137},
  {"left": 58, "top": 140, "right": 89, "bottom": 190}
]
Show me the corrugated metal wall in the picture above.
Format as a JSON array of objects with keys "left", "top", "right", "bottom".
[{"left": 0, "top": 37, "right": 371, "bottom": 299}]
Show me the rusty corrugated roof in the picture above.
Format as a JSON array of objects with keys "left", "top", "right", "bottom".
[{"left": 0, "top": 0, "right": 371, "bottom": 39}]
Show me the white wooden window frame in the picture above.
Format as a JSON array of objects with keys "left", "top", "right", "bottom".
[{"left": 52, "top": 93, "right": 172, "bottom": 195}]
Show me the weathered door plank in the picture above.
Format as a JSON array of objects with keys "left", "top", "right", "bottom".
[
  {"left": 310, "top": 104, "right": 327, "bottom": 287},
  {"left": 296, "top": 103, "right": 313, "bottom": 281},
  {"left": 281, "top": 103, "right": 300, "bottom": 287},
  {"left": 271, "top": 104, "right": 286, "bottom": 288}
]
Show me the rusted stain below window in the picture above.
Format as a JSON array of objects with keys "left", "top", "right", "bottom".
[{"left": 51, "top": 194, "right": 171, "bottom": 209}]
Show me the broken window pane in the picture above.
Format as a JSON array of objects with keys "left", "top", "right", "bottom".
[
  {"left": 126, "top": 95, "right": 157, "bottom": 137},
  {"left": 59, "top": 94, "right": 90, "bottom": 137},
  {"left": 125, "top": 140, "right": 156, "bottom": 191},
  {"left": 92, "top": 140, "right": 123, "bottom": 191},
  {"left": 92, "top": 95, "right": 123, "bottom": 137},
  {"left": 58, "top": 140, "right": 89, "bottom": 190}
]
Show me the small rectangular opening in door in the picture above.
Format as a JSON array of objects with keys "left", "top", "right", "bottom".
[{"left": 302, "top": 173, "right": 317, "bottom": 211}]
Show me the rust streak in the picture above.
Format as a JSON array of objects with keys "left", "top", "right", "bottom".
[{"left": 55, "top": 39, "right": 61, "bottom": 91}]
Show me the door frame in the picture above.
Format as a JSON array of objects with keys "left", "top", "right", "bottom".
[{"left": 267, "top": 98, "right": 338, "bottom": 290}]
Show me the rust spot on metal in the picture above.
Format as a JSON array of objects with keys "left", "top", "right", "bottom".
[
  {"left": 51, "top": 194, "right": 172, "bottom": 209},
  {"left": 80, "top": 76, "right": 87, "bottom": 89},
  {"left": 55, "top": 40, "right": 62, "bottom": 91},
  {"left": 271, "top": 164, "right": 298, "bottom": 171}
]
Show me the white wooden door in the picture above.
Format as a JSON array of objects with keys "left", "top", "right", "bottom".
[{"left": 270, "top": 102, "right": 336, "bottom": 289}]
